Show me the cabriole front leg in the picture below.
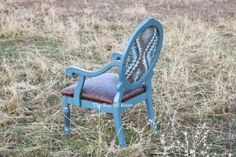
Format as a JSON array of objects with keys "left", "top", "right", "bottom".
[{"left": 63, "top": 99, "right": 71, "bottom": 134}]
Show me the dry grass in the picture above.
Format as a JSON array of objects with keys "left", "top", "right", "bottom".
[{"left": 0, "top": 0, "right": 236, "bottom": 156}]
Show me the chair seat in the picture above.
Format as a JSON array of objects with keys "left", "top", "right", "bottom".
[{"left": 61, "top": 73, "right": 146, "bottom": 104}]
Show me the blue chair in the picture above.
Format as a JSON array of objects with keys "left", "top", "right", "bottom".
[{"left": 61, "top": 16, "right": 163, "bottom": 148}]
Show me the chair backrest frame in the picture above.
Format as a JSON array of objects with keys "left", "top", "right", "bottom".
[{"left": 119, "top": 17, "right": 164, "bottom": 90}]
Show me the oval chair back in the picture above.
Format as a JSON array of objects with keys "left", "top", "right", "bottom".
[{"left": 120, "top": 17, "right": 163, "bottom": 89}]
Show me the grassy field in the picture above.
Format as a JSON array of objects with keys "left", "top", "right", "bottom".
[{"left": 0, "top": 0, "right": 236, "bottom": 156}]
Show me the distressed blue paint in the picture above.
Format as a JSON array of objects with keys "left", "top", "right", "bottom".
[
  {"left": 62, "top": 17, "right": 163, "bottom": 148},
  {"left": 63, "top": 98, "right": 71, "bottom": 134},
  {"left": 66, "top": 61, "right": 121, "bottom": 77},
  {"left": 74, "top": 75, "right": 85, "bottom": 105},
  {"left": 145, "top": 74, "right": 158, "bottom": 131},
  {"left": 113, "top": 108, "right": 126, "bottom": 147},
  {"left": 120, "top": 17, "right": 163, "bottom": 90},
  {"left": 111, "top": 51, "right": 123, "bottom": 61}
]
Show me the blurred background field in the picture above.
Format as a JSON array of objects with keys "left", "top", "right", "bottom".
[{"left": 0, "top": 0, "right": 235, "bottom": 156}]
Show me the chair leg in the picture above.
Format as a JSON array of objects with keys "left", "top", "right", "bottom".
[
  {"left": 63, "top": 102, "right": 71, "bottom": 134},
  {"left": 113, "top": 109, "right": 126, "bottom": 148},
  {"left": 145, "top": 95, "right": 158, "bottom": 131}
]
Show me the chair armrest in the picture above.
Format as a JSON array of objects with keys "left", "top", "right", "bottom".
[
  {"left": 65, "top": 61, "right": 121, "bottom": 77},
  {"left": 111, "top": 51, "right": 123, "bottom": 61}
]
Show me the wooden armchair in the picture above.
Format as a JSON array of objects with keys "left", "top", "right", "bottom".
[{"left": 61, "top": 17, "right": 163, "bottom": 147}]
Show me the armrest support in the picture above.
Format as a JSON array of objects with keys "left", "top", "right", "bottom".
[
  {"left": 73, "top": 75, "right": 85, "bottom": 104},
  {"left": 111, "top": 51, "right": 123, "bottom": 61},
  {"left": 66, "top": 61, "right": 121, "bottom": 77}
]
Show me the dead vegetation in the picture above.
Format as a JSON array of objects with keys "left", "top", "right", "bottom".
[{"left": 0, "top": 0, "right": 236, "bottom": 156}]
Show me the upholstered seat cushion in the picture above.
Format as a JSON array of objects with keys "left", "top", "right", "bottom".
[{"left": 61, "top": 73, "right": 145, "bottom": 104}]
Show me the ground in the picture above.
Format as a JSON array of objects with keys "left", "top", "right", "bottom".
[{"left": 0, "top": 0, "right": 236, "bottom": 156}]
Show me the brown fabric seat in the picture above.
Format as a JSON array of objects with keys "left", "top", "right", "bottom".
[{"left": 61, "top": 73, "right": 146, "bottom": 104}]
